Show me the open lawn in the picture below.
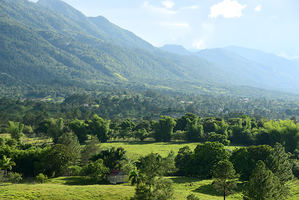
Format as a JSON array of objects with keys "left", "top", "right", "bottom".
[
  {"left": 0, "top": 177, "right": 298, "bottom": 200},
  {"left": 101, "top": 142, "right": 239, "bottom": 160}
]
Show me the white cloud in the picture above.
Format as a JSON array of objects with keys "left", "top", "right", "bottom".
[
  {"left": 209, "top": 0, "right": 247, "bottom": 19},
  {"left": 180, "top": 5, "right": 199, "bottom": 10},
  {"left": 160, "top": 22, "right": 190, "bottom": 28},
  {"left": 162, "top": 1, "right": 175, "bottom": 9},
  {"left": 192, "top": 39, "right": 206, "bottom": 49},
  {"left": 143, "top": 1, "right": 176, "bottom": 15},
  {"left": 255, "top": 4, "right": 262, "bottom": 12}
]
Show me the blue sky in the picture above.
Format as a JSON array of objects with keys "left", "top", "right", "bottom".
[{"left": 31, "top": 0, "right": 299, "bottom": 59}]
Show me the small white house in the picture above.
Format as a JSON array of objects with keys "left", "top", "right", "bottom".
[{"left": 108, "top": 170, "right": 126, "bottom": 184}]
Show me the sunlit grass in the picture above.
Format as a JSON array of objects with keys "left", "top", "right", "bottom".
[
  {"left": 0, "top": 177, "right": 297, "bottom": 200},
  {"left": 101, "top": 142, "right": 239, "bottom": 160}
]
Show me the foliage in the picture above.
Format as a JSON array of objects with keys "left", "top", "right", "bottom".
[
  {"left": 212, "top": 160, "right": 238, "bottom": 199},
  {"left": 243, "top": 160, "right": 287, "bottom": 200},
  {"left": 186, "top": 194, "right": 200, "bottom": 200},
  {"left": 230, "top": 145, "right": 273, "bottom": 181},
  {"left": 0, "top": 155, "right": 16, "bottom": 174},
  {"left": 43, "top": 144, "right": 74, "bottom": 177},
  {"left": 192, "top": 142, "right": 230, "bottom": 178},
  {"left": 36, "top": 173, "right": 48, "bottom": 183},
  {"left": 5, "top": 172, "right": 23, "bottom": 183},
  {"left": 57, "top": 132, "right": 81, "bottom": 164},
  {"left": 88, "top": 114, "right": 110, "bottom": 142},
  {"left": 154, "top": 116, "right": 176, "bottom": 142},
  {"left": 81, "top": 136, "right": 100, "bottom": 165},
  {"left": 91, "top": 147, "right": 126, "bottom": 170},
  {"left": 81, "top": 159, "right": 110, "bottom": 183},
  {"left": 7, "top": 121, "right": 24, "bottom": 141}
]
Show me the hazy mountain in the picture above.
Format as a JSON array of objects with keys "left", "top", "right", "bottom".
[
  {"left": 195, "top": 46, "right": 299, "bottom": 92},
  {"left": 0, "top": 0, "right": 218, "bottom": 97},
  {"left": 0, "top": 0, "right": 299, "bottom": 98},
  {"left": 160, "top": 45, "right": 191, "bottom": 55}
]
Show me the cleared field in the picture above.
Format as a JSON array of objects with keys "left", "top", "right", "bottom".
[
  {"left": 101, "top": 142, "right": 239, "bottom": 159},
  {"left": 0, "top": 177, "right": 298, "bottom": 200}
]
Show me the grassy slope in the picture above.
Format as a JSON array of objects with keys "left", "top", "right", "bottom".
[
  {"left": 0, "top": 140, "right": 298, "bottom": 200},
  {"left": 101, "top": 142, "right": 239, "bottom": 160},
  {"left": 0, "top": 177, "right": 298, "bottom": 200}
]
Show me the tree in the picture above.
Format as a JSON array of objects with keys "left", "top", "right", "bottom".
[
  {"left": 88, "top": 114, "right": 110, "bottom": 142},
  {"left": 0, "top": 155, "right": 16, "bottom": 175},
  {"left": 7, "top": 121, "right": 24, "bottom": 142},
  {"left": 43, "top": 144, "right": 74, "bottom": 176},
  {"left": 134, "top": 129, "right": 149, "bottom": 141},
  {"left": 193, "top": 142, "right": 230, "bottom": 178},
  {"left": 136, "top": 153, "right": 166, "bottom": 186},
  {"left": 129, "top": 168, "right": 145, "bottom": 186},
  {"left": 266, "top": 143, "right": 293, "bottom": 184},
  {"left": 81, "top": 159, "right": 110, "bottom": 183},
  {"left": 230, "top": 145, "right": 273, "bottom": 181},
  {"left": 68, "top": 119, "right": 88, "bottom": 144},
  {"left": 185, "top": 117, "right": 203, "bottom": 142},
  {"left": 131, "top": 177, "right": 174, "bottom": 200},
  {"left": 91, "top": 147, "right": 126, "bottom": 170},
  {"left": 36, "top": 118, "right": 64, "bottom": 143},
  {"left": 154, "top": 116, "right": 176, "bottom": 142},
  {"left": 243, "top": 160, "right": 286, "bottom": 200},
  {"left": 212, "top": 160, "right": 238, "bottom": 200},
  {"left": 57, "top": 132, "right": 81, "bottom": 164},
  {"left": 175, "top": 146, "right": 193, "bottom": 176},
  {"left": 81, "top": 136, "right": 100, "bottom": 165}
]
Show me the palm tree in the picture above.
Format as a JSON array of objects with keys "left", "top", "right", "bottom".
[
  {"left": 0, "top": 155, "right": 16, "bottom": 175},
  {"left": 129, "top": 169, "right": 145, "bottom": 186}
]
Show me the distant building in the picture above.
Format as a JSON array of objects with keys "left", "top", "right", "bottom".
[{"left": 108, "top": 170, "right": 126, "bottom": 184}]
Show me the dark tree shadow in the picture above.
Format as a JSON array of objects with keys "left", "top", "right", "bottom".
[
  {"left": 192, "top": 184, "right": 220, "bottom": 196},
  {"left": 61, "top": 177, "right": 99, "bottom": 185},
  {"left": 169, "top": 177, "right": 201, "bottom": 184}
]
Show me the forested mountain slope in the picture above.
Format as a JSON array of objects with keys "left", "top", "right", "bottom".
[{"left": 1, "top": 0, "right": 299, "bottom": 98}]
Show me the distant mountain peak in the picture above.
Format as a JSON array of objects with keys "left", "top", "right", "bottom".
[{"left": 160, "top": 44, "right": 191, "bottom": 55}]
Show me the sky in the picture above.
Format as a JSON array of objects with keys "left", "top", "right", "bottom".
[{"left": 30, "top": 0, "right": 299, "bottom": 59}]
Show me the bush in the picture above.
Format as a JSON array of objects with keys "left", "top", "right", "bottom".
[
  {"left": 207, "top": 132, "right": 230, "bottom": 146},
  {"left": 172, "top": 130, "right": 186, "bottom": 141},
  {"left": 186, "top": 194, "right": 200, "bottom": 200},
  {"left": 36, "top": 173, "right": 48, "bottom": 183},
  {"left": 6, "top": 172, "right": 23, "bottom": 183},
  {"left": 68, "top": 165, "right": 82, "bottom": 176}
]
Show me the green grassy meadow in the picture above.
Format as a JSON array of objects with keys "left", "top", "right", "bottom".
[
  {"left": 101, "top": 142, "right": 239, "bottom": 160},
  {"left": 0, "top": 139, "right": 298, "bottom": 200},
  {"left": 0, "top": 176, "right": 298, "bottom": 200}
]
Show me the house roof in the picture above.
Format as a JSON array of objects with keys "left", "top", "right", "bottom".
[{"left": 109, "top": 170, "right": 124, "bottom": 176}]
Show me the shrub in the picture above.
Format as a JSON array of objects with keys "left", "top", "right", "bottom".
[
  {"left": 6, "top": 172, "right": 23, "bottom": 183},
  {"left": 207, "top": 132, "right": 230, "bottom": 146},
  {"left": 68, "top": 165, "right": 82, "bottom": 176},
  {"left": 186, "top": 194, "right": 200, "bottom": 200},
  {"left": 36, "top": 173, "right": 48, "bottom": 183}
]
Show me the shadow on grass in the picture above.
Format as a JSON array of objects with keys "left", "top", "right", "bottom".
[
  {"left": 60, "top": 177, "right": 99, "bottom": 185},
  {"left": 192, "top": 184, "right": 220, "bottom": 196},
  {"left": 170, "top": 177, "right": 201, "bottom": 184},
  {"left": 106, "top": 141, "right": 200, "bottom": 145}
]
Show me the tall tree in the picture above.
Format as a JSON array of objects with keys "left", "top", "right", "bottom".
[
  {"left": 7, "top": 121, "right": 24, "bottom": 142},
  {"left": 266, "top": 143, "right": 293, "bottom": 184},
  {"left": 243, "top": 160, "right": 286, "bottom": 200},
  {"left": 212, "top": 160, "right": 238, "bottom": 200},
  {"left": 154, "top": 116, "right": 176, "bottom": 142},
  {"left": 88, "top": 114, "right": 110, "bottom": 142}
]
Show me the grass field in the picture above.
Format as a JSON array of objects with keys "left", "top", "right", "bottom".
[
  {"left": 0, "top": 138, "right": 297, "bottom": 200},
  {"left": 0, "top": 177, "right": 298, "bottom": 200},
  {"left": 101, "top": 142, "right": 239, "bottom": 160}
]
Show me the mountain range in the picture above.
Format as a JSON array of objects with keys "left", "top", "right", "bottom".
[{"left": 1, "top": 0, "right": 299, "bottom": 98}]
